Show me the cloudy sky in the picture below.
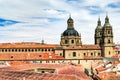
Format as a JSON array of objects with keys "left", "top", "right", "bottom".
[{"left": 0, "top": 0, "right": 120, "bottom": 44}]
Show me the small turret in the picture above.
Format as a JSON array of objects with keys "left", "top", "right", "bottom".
[
  {"left": 102, "top": 15, "right": 113, "bottom": 38},
  {"left": 98, "top": 17, "right": 102, "bottom": 26},
  {"left": 67, "top": 14, "right": 74, "bottom": 29},
  {"left": 103, "top": 14, "right": 111, "bottom": 27}
]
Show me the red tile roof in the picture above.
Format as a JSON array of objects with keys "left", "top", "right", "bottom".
[
  {"left": 0, "top": 62, "right": 79, "bottom": 71},
  {"left": 0, "top": 62, "right": 91, "bottom": 80},
  {"left": 98, "top": 72, "right": 120, "bottom": 80},
  {"left": 0, "top": 70, "right": 81, "bottom": 80},
  {"left": 55, "top": 64, "right": 91, "bottom": 80},
  {"left": 0, "top": 42, "right": 58, "bottom": 48},
  {"left": 0, "top": 42, "right": 101, "bottom": 50}
]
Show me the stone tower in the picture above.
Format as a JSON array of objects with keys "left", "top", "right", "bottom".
[
  {"left": 101, "top": 15, "right": 114, "bottom": 57},
  {"left": 95, "top": 17, "right": 102, "bottom": 45},
  {"left": 60, "top": 15, "right": 82, "bottom": 46}
]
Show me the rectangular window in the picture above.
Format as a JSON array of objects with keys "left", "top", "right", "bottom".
[
  {"left": 109, "top": 51, "right": 111, "bottom": 55},
  {"left": 46, "top": 61, "right": 49, "bottom": 63},
  {"left": 40, "top": 60, "right": 42, "bottom": 63},
  {"left": 73, "top": 52, "right": 76, "bottom": 57},
  {"left": 52, "top": 61, "right": 55, "bottom": 63}
]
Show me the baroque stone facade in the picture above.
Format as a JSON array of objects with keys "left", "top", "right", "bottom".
[
  {"left": 94, "top": 15, "right": 114, "bottom": 57},
  {"left": 0, "top": 15, "right": 116, "bottom": 68},
  {"left": 57, "top": 15, "right": 115, "bottom": 59}
]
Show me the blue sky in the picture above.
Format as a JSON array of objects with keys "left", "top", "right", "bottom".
[{"left": 0, "top": 0, "right": 120, "bottom": 44}]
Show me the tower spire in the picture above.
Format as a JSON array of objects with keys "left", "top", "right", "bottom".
[
  {"left": 95, "top": 16, "right": 102, "bottom": 45},
  {"left": 67, "top": 14, "right": 74, "bottom": 28},
  {"left": 105, "top": 12, "right": 109, "bottom": 23},
  {"left": 69, "top": 13, "right": 71, "bottom": 18},
  {"left": 90, "top": 62, "right": 94, "bottom": 76},
  {"left": 97, "top": 16, "right": 101, "bottom": 26}
]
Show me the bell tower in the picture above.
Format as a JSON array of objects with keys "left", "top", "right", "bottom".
[
  {"left": 94, "top": 17, "right": 102, "bottom": 46},
  {"left": 101, "top": 15, "right": 114, "bottom": 57}
]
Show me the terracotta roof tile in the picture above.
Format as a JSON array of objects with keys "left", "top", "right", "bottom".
[
  {"left": 0, "top": 63, "right": 91, "bottom": 80},
  {"left": 97, "top": 72, "right": 120, "bottom": 80},
  {"left": 0, "top": 71, "right": 82, "bottom": 80},
  {"left": 0, "top": 42, "right": 58, "bottom": 48}
]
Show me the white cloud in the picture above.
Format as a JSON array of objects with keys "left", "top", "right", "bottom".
[{"left": 0, "top": 0, "right": 120, "bottom": 44}]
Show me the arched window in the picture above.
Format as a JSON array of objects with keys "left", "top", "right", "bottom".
[
  {"left": 65, "top": 40, "right": 68, "bottom": 44},
  {"left": 71, "top": 40, "right": 74, "bottom": 44},
  {"left": 12, "top": 49, "right": 14, "bottom": 52},
  {"left": 48, "top": 49, "right": 50, "bottom": 51},
  {"left": 28, "top": 49, "right": 30, "bottom": 52},
  {"left": 5, "top": 49, "right": 7, "bottom": 52},
  {"left": 32, "top": 49, "right": 34, "bottom": 52},
  {"left": 52, "top": 49, "right": 54, "bottom": 51},
  {"left": 25, "top": 49, "right": 27, "bottom": 52},
  {"left": 108, "top": 40, "right": 110, "bottom": 43},
  {"left": 91, "top": 53, "right": 93, "bottom": 56},
  {"left": 98, "top": 53, "right": 101, "bottom": 56},
  {"left": 108, "top": 31, "right": 110, "bottom": 34},
  {"left": 60, "top": 53, "right": 62, "bottom": 56},
  {"left": 45, "top": 49, "right": 47, "bottom": 52},
  {"left": 84, "top": 53, "right": 86, "bottom": 56}
]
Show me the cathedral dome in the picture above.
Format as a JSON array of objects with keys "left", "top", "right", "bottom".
[{"left": 63, "top": 28, "right": 79, "bottom": 36}]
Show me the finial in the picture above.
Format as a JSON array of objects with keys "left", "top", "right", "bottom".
[
  {"left": 98, "top": 16, "right": 100, "bottom": 21},
  {"left": 69, "top": 13, "right": 71, "bottom": 18},
  {"left": 106, "top": 11, "right": 108, "bottom": 18},
  {"left": 97, "top": 16, "right": 101, "bottom": 26},
  {"left": 105, "top": 12, "right": 109, "bottom": 23}
]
